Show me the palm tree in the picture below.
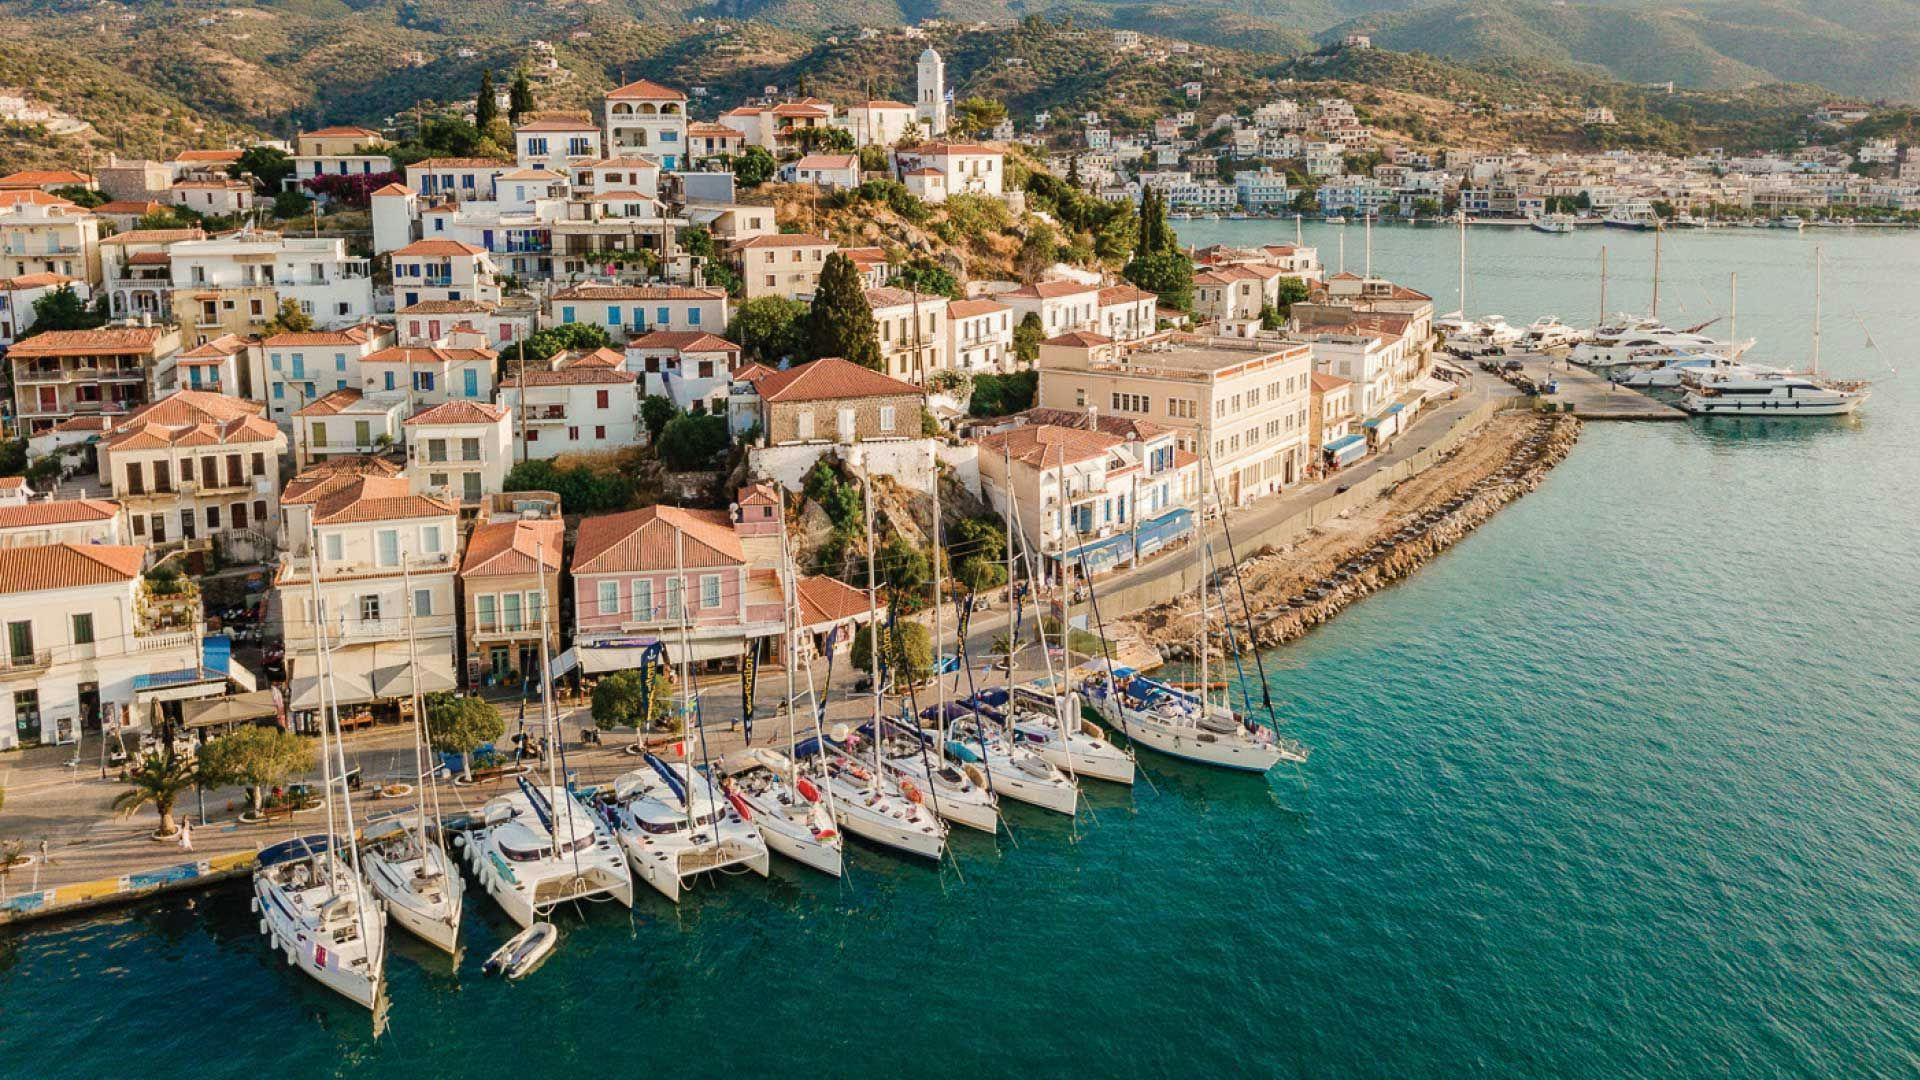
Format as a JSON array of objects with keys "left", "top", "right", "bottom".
[{"left": 111, "top": 752, "right": 199, "bottom": 838}]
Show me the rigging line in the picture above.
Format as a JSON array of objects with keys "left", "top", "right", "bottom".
[
  {"left": 1066, "top": 506, "right": 1155, "bottom": 798},
  {"left": 951, "top": 591, "right": 1015, "bottom": 848},
  {"left": 888, "top": 586, "right": 959, "bottom": 878},
  {"left": 1204, "top": 461, "right": 1282, "bottom": 730}
]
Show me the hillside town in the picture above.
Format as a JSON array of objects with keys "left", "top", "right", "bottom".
[{"left": 0, "top": 44, "right": 1494, "bottom": 759}]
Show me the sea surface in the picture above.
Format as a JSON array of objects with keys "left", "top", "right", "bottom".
[{"left": 4, "top": 223, "right": 1919, "bottom": 1078}]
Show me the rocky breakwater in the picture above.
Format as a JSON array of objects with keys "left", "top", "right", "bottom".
[{"left": 1128, "top": 412, "right": 1582, "bottom": 660}]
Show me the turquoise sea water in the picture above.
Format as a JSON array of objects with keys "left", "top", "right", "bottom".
[{"left": 4, "top": 224, "right": 1919, "bottom": 1078}]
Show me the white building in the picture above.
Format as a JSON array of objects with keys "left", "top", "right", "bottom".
[
  {"left": 262, "top": 325, "right": 394, "bottom": 426},
  {"left": 999, "top": 280, "right": 1101, "bottom": 336},
  {"left": 389, "top": 239, "right": 500, "bottom": 307},
  {"left": 404, "top": 400, "right": 512, "bottom": 509},
  {"left": 499, "top": 362, "right": 642, "bottom": 460},
  {"left": 100, "top": 390, "right": 285, "bottom": 558},
  {"left": 917, "top": 48, "right": 948, "bottom": 137},
  {"left": 292, "top": 388, "right": 409, "bottom": 465},
  {"left": 947, "top": 298, "right": 1015, "bottom": 373},
  {"left": 0, "top": 192, "right": 101, "bottom": 283},
  {"left": 169, "top": 232, "right": 374, "bottom": 335},
  {"left": 626, "top": 331, "right": 741, "bottom": 414},
  {"left": 867, "top": 286, "right": 949, "bottom": 383},
  {"left": 549, "top": 283, "right": 730, "bottom": 339},
  {"left": 895, "top": 142, "right": 1004, "bottom": 200},
  {"left": 845, "top": 100, "right": 918, "bottom": 147},
  {"left": 513, "top": 116, "right": 603, "bottom": 175},
  {"left": 604, "top": 80, "right": 689, "bottom": 169}
]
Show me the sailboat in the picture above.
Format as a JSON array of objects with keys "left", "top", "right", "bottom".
[
  {"left": 252, "top": 532, "right": 388, "bottom": 1009},
  {"left": 846, "top": 716, "right": 999, "bottom": 832},
  {"left": 459, "top": 542, "right": 632, "bottom": 929},
  {"left": 798, "top": 447, "right": 947, "bottom": 861},
  {"left": 361, "top": 554, "right": 464, "bottom": 953},
  {"left": 716, "top": 505, "right": 843, "bottom": 876}
]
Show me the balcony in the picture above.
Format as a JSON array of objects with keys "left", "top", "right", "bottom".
[
  {"left": 336, "top": 617, "right": 453, "bottom": 642},
  {"left": 471, "top": 619, "right": 541, "bottom": 641},
  {"left": 527, "top": 405, "right": 568, "bottom": 424},
  {"left": 0, "top": 649, "right": 53, "bottom": 678}
]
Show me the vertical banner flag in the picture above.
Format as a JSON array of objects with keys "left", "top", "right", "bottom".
[
  {"left": 636, "top": 640, "right": 665, "bottom": 723},
  {"left": 740, "top": 646, "right": 758, "bottom": 741}
]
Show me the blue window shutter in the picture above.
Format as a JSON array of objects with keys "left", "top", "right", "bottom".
[{"left": 563, "top": 306, "right": 576, "bottom": 324}]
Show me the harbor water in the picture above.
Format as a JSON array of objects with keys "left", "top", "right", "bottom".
[{"left": 4, "top": 224, "right": 1918, "bottom": 1077}]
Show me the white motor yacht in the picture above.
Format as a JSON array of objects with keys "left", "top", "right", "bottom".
[
  {"left": 1571, "top": 324, "right": 1751, "bottom": 368},
  {"left": 796, "top": 736, "right": 946, "bottom": 861},
  {"left": 717, "top": 747, "right": 843, "bottom": 877},
  {"left": 1678, "top": 371, "right": 1867, "bottom": 416},
  {"left": 459, "top": 779, "right": 634, "bottom": 929},
  {"left": 1522, "top": 316, "right": 1584, "bottom": 350},
  {"left": 1612, "top": 353, "right": 1782, "bottom": 388},
  {"left": 1602, "top": 202, "right": 1660, "bottom": 230},
  {"left": 252, "top": 835, "right": 388, "bottom": 1010},
  {"left": 609, "top": 754, "right": 769, "bottom": 903},
  {"left": 1530, "top": 213, "right": 1575, "bottom": 234},
  {"left": 361, "top": 817, "right": 463, "bottom": 953}
]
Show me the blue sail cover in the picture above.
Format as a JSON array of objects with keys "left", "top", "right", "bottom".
[
  {"left": 644, "top": 752, "right": 688, "bottom": 803},
  {"left": 517, "top": 776, "right": 555, "bottom": 832}
]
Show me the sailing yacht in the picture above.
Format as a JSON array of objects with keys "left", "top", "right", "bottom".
[
  {"left": 460, "top": 542, "right": 633, "bottom": 928},
  {"left": 362, "top": 556, "right": 462, "bottom": 953},
  {"left": 848, "top": 719, "right": 999, "bottom": 833},
  {"left": 1083, "top": 672, "right": 1299, "bottom": 772},
  {"left": 718, "top": 747, "right": 842, "bottom": 876},
  {"left": 609, "top": 754, "right": 769, "bottom": 903},
  {"left": 943, "top": 712, "right": 1079, "bottom": 815},
  {"left": 795, "top": 734, "right": 946, "bottom": 859},
  {"left": 253, "top": 834, "right": 388, "bottom": 1010},
  {"left": 1000, "top": 687, "right": 1136, "bottom": 785},
  {"left": 254, "top": 535, "right": 386, "bottom": 1009}
]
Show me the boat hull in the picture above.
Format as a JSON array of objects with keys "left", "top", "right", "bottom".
[
  {"left": 1680, "top": 394, "right": 1863, "bottom": 416},
  {"left": 253, "top": 878, "right": 386, "bottom": 1010},
  {"left": 1033, "top": 741, "right": 1136, "bottom": 785},
  {"left": 365, "top": 846, "right": 462, "bottom": 954},
  {"left": 754, "top": 818, "right": 844, "bottom": 877},
  {"left": 831, "top": 793, "right": 945, "bottom": 860}
]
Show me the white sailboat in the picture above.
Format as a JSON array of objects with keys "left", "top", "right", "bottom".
[
  {"left": 252, "top": 533, "right": 387, "bottom": 1009},
  {"left": 459, "top": 543, "right": 632, "bottom": 929},
  {"left": 610, "top": 754, "right": 769, "bottom": 902},
  {"left": 852, "top": 718, "right": 999, "bottom": 832},
  {"left": 361, "top": 553, "right": 463, "bottom": 954}
]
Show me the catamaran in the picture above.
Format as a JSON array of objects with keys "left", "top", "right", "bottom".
[
  {"left": 361, "top": 555, "right": 463, "bottom": 953},
  {"left": 459, "top": 543, "right": 632, "bottom": 928},
  {"left": 253, "top": 534, "right": 387, "bottom": 1009},
  {"left": 609, "top": 754, "right": 769, "bottom": 903}
]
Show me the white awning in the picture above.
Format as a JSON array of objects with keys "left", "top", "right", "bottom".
[
  {"left": 371, "top": 653, "right": 457, "bottom": 699},
  {"left": 666, "top": 638, "right": 747, "bottom": 666},
  {"left": 288, "top": 646, "right": 379, "bottom": 710},
  {"left": 577, "top": 636, "right": 745, "bottom": 673},
  {"left": 578, "top": 643, "right": 657, "bottom": 675}
]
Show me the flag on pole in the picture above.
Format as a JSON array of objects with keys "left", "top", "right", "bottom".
[{"left": 740, "top": 646, "right": 758, "bottom": 741}]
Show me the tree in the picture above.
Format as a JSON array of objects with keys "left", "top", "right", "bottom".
[
  {"left": 1013, "top": 311, "right": 1044, "bottom": 367},
  {"left": 641, "top": 395, "right": 678, "bottom": 443},
  {"left": 591, "top": 667, "right": 676, "bottom": 735},
  {"left": 804, "top": 253, "right": 883, "bottom": 370},
  {"left": 851, "top": 621, "right": 934, "bottom": 685},
  {"left": 516, "top": 321, "right": 611, "bottom": 364},
  {"left": 734, "top": 145, "right": 776, "bottom": 186},
  {"left": 27, "top": 286, "right": 104, "bottom": 336},
  {"left": 503, "top": 459, "right": 632, "bottom": 513},
  {"left": 50, "top": 185, "right": 105, "bottom": 208},
  {"left": 656, "top": 412, "right": 730, "bottom": 471},
  {"left": 1276, "top": 275, "right": 1310, "bottom": 317},
  {"left": 272, "top": 189, "right": 311, "bottom": 220},
  {"left": 197, "top": 725, "right": 315, "bottom": 816},
  {"left": 424, "top": 692, "right": 506, "bottom": 779},
  {"left": 890, "top": 256, "right": 961, "bottom": 299},
  {"left": 0, "top": 439, "right": 26, "bottom": 477},
  {"left": 475, "top": 69, "right": 499, "bottom": 133},
  {"left": 234, "top": 145, "right": 295, "bottom": 193},
  {"left": 880, "top": 534, "right": 931, "bottom": 598},
  {"left": 111, "top": 751, "right": 199, "bottom": 837},
  {"left": 1124, "top": 249, "right": 1195, "bottom": 312},
  {"left": 950, "top": 96, "right": 1008, "bottom": 137},
  {"left": 262, "top": 299, "right": 313, "bottom": 335},
  {"left": 509, "top": 69, "right": 535, "bottom": 125},
  {"left": 968, "top": 370, "right": 1037, "bottom": 417},
  {"left": 726, "top": 295, "right": 808, "bottom": 365},
  {"left": 1258, "top": 303, "right": 1285, "bottom": 332}
]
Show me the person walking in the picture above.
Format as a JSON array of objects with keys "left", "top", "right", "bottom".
[{"left": 177, "top": 818, "right": 193, "bottom": 853}]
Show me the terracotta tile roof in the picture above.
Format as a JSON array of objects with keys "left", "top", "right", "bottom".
[
  {"left": 606, "top": 79, "right": 687, "bottom": 101},
  {"left": 362, "top": 345, "right": 495, "bottom": 364},
  {"left": 174, "top": 149, "right": 243, "bottom": 163},
  {"left": 0, "top": 170, "right": 93, "bottom": 188},
  {"left": 178, "top": 333, "right": 251, "bottom": 359},
  {"left": 902, "top": 167, "right": 943, "bottom": 177},
  {"left": 0, "top": 190, "right": 75, "bottom": 209},
  {"left": 587, "top": 190, "right": 659, "bottom": 202},
  {"left": 553, "top": 347, "right": 625, "bottom": 369},
  {"left": 461, "top": 518, "right": 563, "bottom": 577},
  {"left": 8, "top": 326, "right": 171, "bottom": 357},
  {"left": 687, "top": 123, "right": 742, "bottom": 137},
  {"left": 772, "top": 104, "right": 831, "bottom": 119},
  {"left": 627, "top": 330, "right": 739, "bottom": 354},
  {"left": 98, "top": 228, "right": 206, "bottom": 246},
  {"left": 497, "top": 167, "right": 565, "bottom": 181},
  {"left": 1310, "top": 372, "right": 1352, "bottom": 392},
  {"left": 515, "top": 116, "right": 600, "bottom": 133},
  {"left": 95, "top": 200, "right": 163, "bottom": 215},
  {"left": 0, "top": 272, "right": 79, "bottom": 289},
  {"left": 404, "top": 400, "right": 506, "bottom": 426},
  {"left": 975, "top": 424, "right": 1125, "bottom": 469},
  {"left": 409, "top": 157, "right": 509, "bottom": 169},
  {"left": 581, "top": 156, "right": 661, "bottom": 170},
  {"left": 398, "top": 299, "right": 495, "bottom": 315},
  {"left": 1002, "top": 280, "right": 1099, "bottom": 300},
  {"left": 1043, "top": 330, "right": 1112, "bottom": 347},
  {"left": 947, "top": 298, "right": 1010, "bottom": 319},
  {"left": 301, "top": 125, "right": 383, "bottom": 140},
  {"left": 572, "top": 506, "right": 741, "bottom": 575},
  {"left": 902, "top": 142, "right": 1001, "bottom": 156},
  {"left": 294, "top": 388, "right": 367, "bottom": 417},
  {"left": 48, "top": 415, "right": 112, "bottom": 433},
  {"left": 507, "top": 366, "right": 636, "bottom": 387},
  {"left": 0, "top": 476, "right": 23, "bottom": 490},
  {"left": 370, "top": 183, "right": 415, "bottom": 196},
  {"left": 793, "top": 154, "right": 858, "bottom": 170},
  {"left": 124, "top": 251, "right": 171, "bottom": 266},
  {"left": 729, "top": 232, "right": 832, "bottom": 250},
  {"left": 1017, "top": 407, "right": 1169, "bottom": 441},
  {"left": 0, "top": 544, "right": 144, "bottom": 594},
  {"left": 863, "top": 285, "right": 937, "bottom": 309},
  {"left": 750, "top": 357, "right": 922, "bottom": 404},
  {"left": 173, "top": 179, "right": 252, "bottom": 191},
  {"left": 1098, "top": 284, "right": 1158, "bottom": 305},
  {"left": 0, "top": 499, "right": 119, "bottom": 529},
  {"left": 393, "top": 239, "right": 486, "bottom": 257},
  {"left": 104, "top": 390, "right": 279, "bottom": 450},
  {"left": 731, "top": 362, "right": 778, "bottom": 387},
  {"left": 261, "top": 326, "right": 377, "bottom": 348},
  {"left": 281, "top": 457, "right": 404, "bottom": 505},
  {"left": 855, "top": 99, "right": 914, "bottom": 110},
  {"left": 797, "top": 574, "right": 871, "bottom": 627},
  {"left": 737, "top": 481, "right": 780, "bottom": 507},
  {"left": 550, "top": 283, "right": 726, "bottom": 301},
  {"left": 841, "top": 246, "right": 888, "bottom": 268},
  {"left": 308, "top": 474, "right": 454, "bottom": 524}
]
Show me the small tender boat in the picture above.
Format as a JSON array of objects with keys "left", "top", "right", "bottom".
[{"left": 483, "top": 921, "right": 557, "bottom": 980}]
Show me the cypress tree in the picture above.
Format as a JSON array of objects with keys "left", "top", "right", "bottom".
[
  {"left": 805, "top": 253, "right": 885, "bottom": 372},
  {"left": 509, "top": 69, "right": 535, "bottom": 125},
  {"left": 476, "top": 70, "right": 498, "bottom": 132}
]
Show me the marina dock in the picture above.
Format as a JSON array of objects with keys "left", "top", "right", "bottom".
[{"left": 1505, "top": 353, "right": 1688, "bottom": 421}]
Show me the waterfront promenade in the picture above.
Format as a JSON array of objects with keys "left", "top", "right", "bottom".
[{"left": 0, "top": 370, "right": 1519, "bottom": 923}]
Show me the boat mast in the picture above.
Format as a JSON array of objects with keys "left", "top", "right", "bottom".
[
  {"left": 1457, "top": 211, "right": 1467, "bottom": 318},
  {"left": 1196, "top": 460, "right": 1212, "bottom": 714},
  {"left": 1811, "top": 244, "right": 1822, "bottom": 376},
  {"left": 1003, "top": 443, "right": 1015, "bottom": 707},
  {"left": 1047, "top": 465, "right": 1077, "bottom": 777},
  {"left": 928, "top": 443, "right": 946, "bottom": 743},
  {"left": 779, "top": 501, "right": 799, "bottom": 771},
  {"left": 536, "top": 539, "right": 559, "bottom": 796},
  {"left": 1599, "top": 245, "right": 1608, "bottom": 323},
  {"left": 313, "top": 526, "right": 374, "bottom": 957},
  {"left": 1730, "top": 271, "right": 1738, "bottom": 344},
  {"left": 402, "top": 553, "right": 433, "bottom": 853},
  {"left": 859, "top": 454, "right": 881, "bottom": 782},
  {"left": 1294, "top": 213, "right": 1302, "bottom": 246},
  {"left": 1364, "top": 211, "right": 1372, "bottom": 280},
  {"left": 673, "top": 527, "right": 696, "bottom": 832},
  {"left": 1651, "top": 222, "right": 1662, "bottom": 320},
  {"left": 303, "top": 524, "right": 340, "bottom": 892}
]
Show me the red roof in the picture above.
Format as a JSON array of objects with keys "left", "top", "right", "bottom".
[
  {"left": 307, "top": 475, "right": 453, "bottom": 524},
  {"left": 947, "top": 298, "right": 1010, "bottom": 319},
  {"left": 627, "top": 330, "right": 739, "bottom": 354},
  {"left": 0, "top": 499, "right": 119, "bottom": 530},
  {"left": 551, "top": 283, "right": 726, "bottom": 301},
  {"left": 104, "top": 391, "right": 279, "bottom": 450},
  {"left": 797, "top": 574, "right": 872, "bottom": 627},
  {"left": 507, "top": 366, "right": 636, "bottom": 387},
  {"left": 572, "top": 506, "right": 742, "bottom": 575},
  {"left": 392, "top": 239, "right": 486, "bottom": 257},
  {"left": 363, "top": 345, "right": 494, "bottom": 364},
  {"left": 1043, "top": 330, "right": 1112, "bottom": 348},
  {"left": 1003, "top": 280, "right": 1099, "bottom": 300},
  {"left": 730, "top": 233, "right": 832, "bottom": 250},
  {"left": 462, "top": 518, "right": 563, "bottom": 577},
  {"left": 606, "top": 79, "right": 687, "bottom": 101},
  {"left": 8, "top": 326, "right": 171, "bottom": 358},
  {"left": 976, "top": 424, "right": 1125, "bottom": 469},
  {"left": 404, "top": 400, "right": 505, "bottom": 426},
  {"left": 749, "top": 357, "right": 922, "bottom": 404},
  {"left": 0, "top": 544, "right": 145, "bottom": 595}
]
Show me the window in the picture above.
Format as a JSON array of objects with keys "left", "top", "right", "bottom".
[
  {"left": 688, "top": 307, "right": 701, "bottom": 326},
  {"left": 376, "top": 529, "right": 400, "bottom": 567},
  {"left": 207, "top": 506, "right": 221, "bottom": 530},
  {"left": 463, "top": 369, "right": 479, "bottom": 397},
  {"left": 427, "top": 438, "right": 448, "bottom": 463},
  {"left": 359, "top": 595, "right": 381, "bottom": 622},
  {"left": 501, "top": 592, "right": 522, "bottom": 631},
  {"left": 879, "top": 406, "right": 896, "bottom": 432},
  {"left": 597, "top": 581, "right": 619, "bottom": 615},
  {"left": 701, "top": 574, "right": 722, "bottom": 608},
  {"left": 595, "top": 390, "right": 609, "bottom": 409},
  {"left": 420, "top": 525, "right": 442, "bottom": 555},
  {"left": 667, "top": 577, "right": 684, "bottom": 620},
  {"left": 526, "top": 590, "right": 544, "bottom": 627},
  {"left": 462, "top": 473, "right": 481, "bottom": 501},
  {"left": 476, "top": 594, "right": 497, "bottom": 630},
  {"left": 796, "top": 410, "right": 814, "bottom": 440},
  {"left": 607, "top": 306, "right": 622, "bottom": 325},
  {"left": 657, "top": 307, "right": 670, "bottom": 325},
  {"left": 414, "top": 589, "right": 433, "bottom": 618},
  {"left": 631, "top": 579, "right": 653, "bottom": 620},
  {"left": 325, "top": 533, "right": 344, "bottom": 561},
  {"left": 71, "top": 613, "right": 93, "bottom": 646},
  {"left": 461, "top": 438, "right": 480, "bottom": 462}
]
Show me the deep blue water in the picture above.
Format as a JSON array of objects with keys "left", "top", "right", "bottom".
[{"left": 3, "top": 224, "right": 1918, "bottom": 1078}]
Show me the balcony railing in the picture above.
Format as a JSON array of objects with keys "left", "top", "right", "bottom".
[
  {"left": 336, "top": 617, "right": 453, "bottom": 641},
  {"left": 0, "top": 649, "right": 53, "bottom": 676}
]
